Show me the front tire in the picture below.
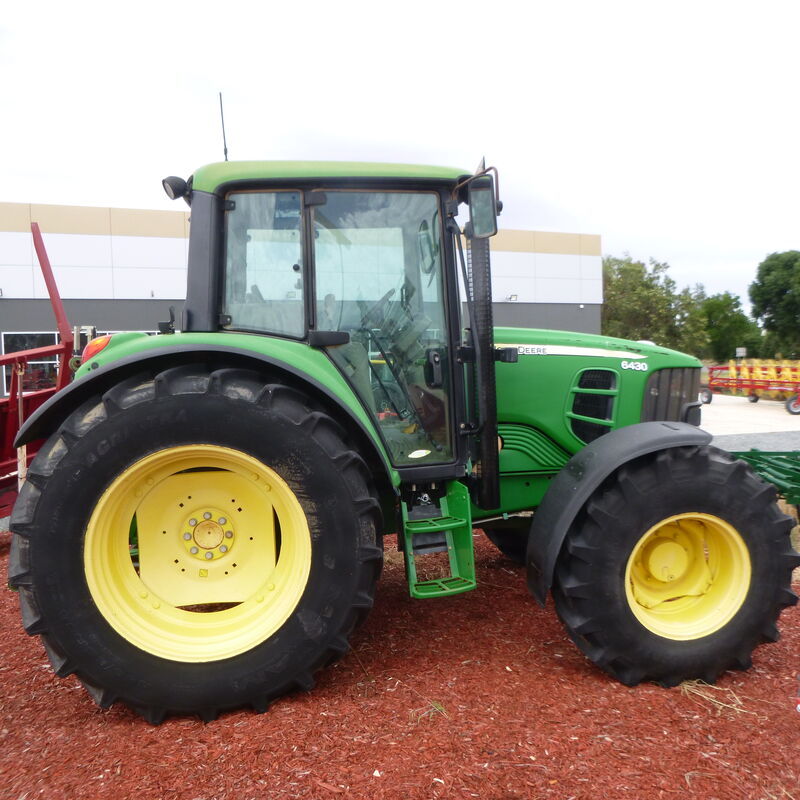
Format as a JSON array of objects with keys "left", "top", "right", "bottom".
[
  {"left": 9, "top": 366, "right": 383, "bottom": 722},
  {"left": 552, "top": 446, "right": 799, "bottom": 687}
]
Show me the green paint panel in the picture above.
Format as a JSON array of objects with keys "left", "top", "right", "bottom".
[
  {"left": 494, "top": 327, "right": 700, "bottom": 455},
  {"left": 498, "top": 423, "right": 570, "bottom": 473},
  {"left": 192, "top": 161, "right": 468, "bottom": 193}
]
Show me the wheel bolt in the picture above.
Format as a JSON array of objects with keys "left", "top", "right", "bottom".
[
  {"left": 189, "top": 518, "right": 197, "bottom": 527},
  {"left": 203, "top": 512, "right": 212, "bottom": 520},
  {"left": 205, "top": 551, "right": 213, "bottom": 560},
  {"left": 225, "top": 530, "right": 233, "bottom": 538},
  {"left": 219, "top": 517, "right": 227, "bottom": 525},
  {"left": 183, "top": 532, "right": 192, "bottom": 540},
  {"left": 220, "top": 545, "right": 228, "bottom": 553},
  {"left": 190, "top": 546, "right": 199, "bottom": 554}
]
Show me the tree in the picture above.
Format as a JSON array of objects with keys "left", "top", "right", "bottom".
[
  {"left": 702, "top": 292, "right": 763, "bottom": 362},
  {"left": 749, "top": 251, "right": 800, "bottom": 357},
  {"left": 670, "top": 285, "right": 708, "bottom": 356},
  {"left": 602, "top": 256, "right": 676, "bottom": 343},
  {"left": 602, "top": 255, "right": 708, "bottom": 355}
]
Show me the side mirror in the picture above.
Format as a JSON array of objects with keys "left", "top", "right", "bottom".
[{"left": 468, "top": 175, "right": 498, "bottom": 239}]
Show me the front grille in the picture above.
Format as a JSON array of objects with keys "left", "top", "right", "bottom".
[{"left": 642, "top": 367, "right": 701, "bottom": 422}]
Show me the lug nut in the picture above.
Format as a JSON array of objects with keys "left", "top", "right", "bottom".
[
  {"left": 219, "top": 517, "right": 227, "bottom": 525},
  {"left": 203, "top": 512, "right": 212, "bottom": 520},
  {"left": 220, "top": 545, "right": 228, "bottom": 553},
  {"left": 205, "top": 552, "right": 213, "bottom": 560},
  {"left": 189, "top": 518, "right": 197, "bottom": 527},
  {"left": 225, "top": 530, "right": 233, "bottom": 538},
  {"left": 190, "top": 546, "right": 198, "bottom": 554},
  {"left": 183, "top": 532, "right": 192, "bottom": 540}
]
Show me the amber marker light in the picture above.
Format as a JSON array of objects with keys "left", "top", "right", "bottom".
[{"left": 81, "top": 334, "right": 112, "bottom": 363}]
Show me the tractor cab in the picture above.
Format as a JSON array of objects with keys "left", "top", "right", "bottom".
[{"left": 181, "top": 162, "right": 503, "bottom": 498}]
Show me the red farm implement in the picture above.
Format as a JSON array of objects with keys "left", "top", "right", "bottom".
[
  {"left": 0, "top": 223, "right": 74, "bottom": 517},
  {"left": 703, "top": 360, "right": 800, "bottom": 414}
]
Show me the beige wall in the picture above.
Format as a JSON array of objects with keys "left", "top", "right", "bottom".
[{"left": 0, "top": 202, "right": 190, "bottom": 238}]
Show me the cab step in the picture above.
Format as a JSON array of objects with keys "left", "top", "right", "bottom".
[{"left": 401, "top": 481, "right": 476, "bottom": 599}]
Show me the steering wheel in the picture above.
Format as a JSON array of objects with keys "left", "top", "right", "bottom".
[{"left": 360, "top": 288, "right": 395, "bottom": 327}]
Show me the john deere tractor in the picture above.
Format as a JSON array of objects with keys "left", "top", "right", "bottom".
[{"left": 9, "top": 161, "right": 799, "bottom": 723}]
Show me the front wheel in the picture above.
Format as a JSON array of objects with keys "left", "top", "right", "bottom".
[
  {"left": 552, "top": 446, "right": 799, "bottom": 687},
  {"left": 748, "top": 393, "right": 759, "bottom": 403},
  {"left": 785, "top": 395, "right": 800, "bottom": 415},
  {"left": 699, "top": 387, "right": 713, "bottom": 404},
  {"left": 9, "top": 366, "right": 383, "bottom": 722}
]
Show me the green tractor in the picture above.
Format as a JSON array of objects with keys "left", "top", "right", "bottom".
[{"left": 9, "top": 161, "right": 799, "bottom": 723}]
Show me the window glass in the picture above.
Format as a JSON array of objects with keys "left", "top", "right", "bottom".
[
  {"left": 222, "top": 192, "right": 304, "bottom": 337},
  {"left": 3, "top": 333, "right": 57, "bottom": 353},
  {"left": 313, "top": 191, "right": 453, "bottom": 466},
  {"left": 1, "top": 332, "right": 59, "bottom": 396}
]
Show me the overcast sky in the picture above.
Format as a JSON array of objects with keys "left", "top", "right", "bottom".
[{"left": 2, "top": 1, "right": 798, "bottom": 312}]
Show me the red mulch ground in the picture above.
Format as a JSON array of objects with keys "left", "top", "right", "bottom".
[{"left": 1, "top": 528, "right": 798, "bottom": 800}]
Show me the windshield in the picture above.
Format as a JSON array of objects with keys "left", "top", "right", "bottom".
[{"left": 313, "top": 191, "right": 453, "bottom": 466}]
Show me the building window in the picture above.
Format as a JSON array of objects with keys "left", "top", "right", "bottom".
[{"left": 2, "top": 332, "right": 59, "bottom": 395}]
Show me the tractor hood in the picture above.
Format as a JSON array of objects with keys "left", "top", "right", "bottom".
[{"left": 493, "top": 327, "right": 701, "bottom": 368}]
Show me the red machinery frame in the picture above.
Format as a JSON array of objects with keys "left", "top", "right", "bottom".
[
  {"left": 705, "top": 364, "right": 800, "bottom": 409},
  {"left": 0, "top": 223, "right": 74, "bottom": 517}
]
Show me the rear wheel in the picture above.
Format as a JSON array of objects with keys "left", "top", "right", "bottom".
[
  {"left": 9, "top": 366, "right": 383, "bottom": 722},
  {"left": 552, "top": 446, "right": 799, "bottom": 686}
]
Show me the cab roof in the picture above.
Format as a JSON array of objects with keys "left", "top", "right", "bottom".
[{"left": 191, "top": 161, "right": 468, "bottom": 193}]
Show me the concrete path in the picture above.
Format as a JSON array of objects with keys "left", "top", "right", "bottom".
[{"left": 700, "top": 393, "right": 800, "bottom": 451}]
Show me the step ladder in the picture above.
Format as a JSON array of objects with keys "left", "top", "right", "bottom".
[{"left": 401, "top": 480, "right": 476, "bottom": 599}]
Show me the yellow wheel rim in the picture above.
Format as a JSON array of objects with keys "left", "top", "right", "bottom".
[
  {"left": 624, "top": 513, "right": 751, "bottom": 640},
  {"left": 84, "top": 445, "right": 312, "bottom": 662}
]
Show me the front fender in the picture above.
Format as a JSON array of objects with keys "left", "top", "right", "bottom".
[{"left": 526, "top": 421, "right": 712, "bottom": 605}]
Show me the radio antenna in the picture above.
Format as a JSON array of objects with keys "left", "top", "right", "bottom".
[{"left": 219, "top": 92, "right": 229, "bottom": 162}]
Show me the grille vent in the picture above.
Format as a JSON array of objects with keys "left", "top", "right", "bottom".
[{"left": 578, "top": 370, "right": 616, "bottom": 390}]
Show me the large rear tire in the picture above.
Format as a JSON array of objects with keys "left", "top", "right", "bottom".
[
  {"left": 9, "top": 365, "right": 383, "bottom": 722},
  {"left": 552, "top": 446, "right": 799, "bottom": 687}
]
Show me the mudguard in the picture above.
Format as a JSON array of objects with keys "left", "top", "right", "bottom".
[
  {"left": 13, "top": 343, "right": 395, "bottom": 489},
  {"left": 526, "top": 421, "right": 712, "bottom": 605}
]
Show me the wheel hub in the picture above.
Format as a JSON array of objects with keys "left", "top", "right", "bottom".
[
  {"left": 642, "top": 538, "right": 688, "bottom": 583},
  {"left": 182, "top": 508, "right": 234, "bottom": 561}
]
